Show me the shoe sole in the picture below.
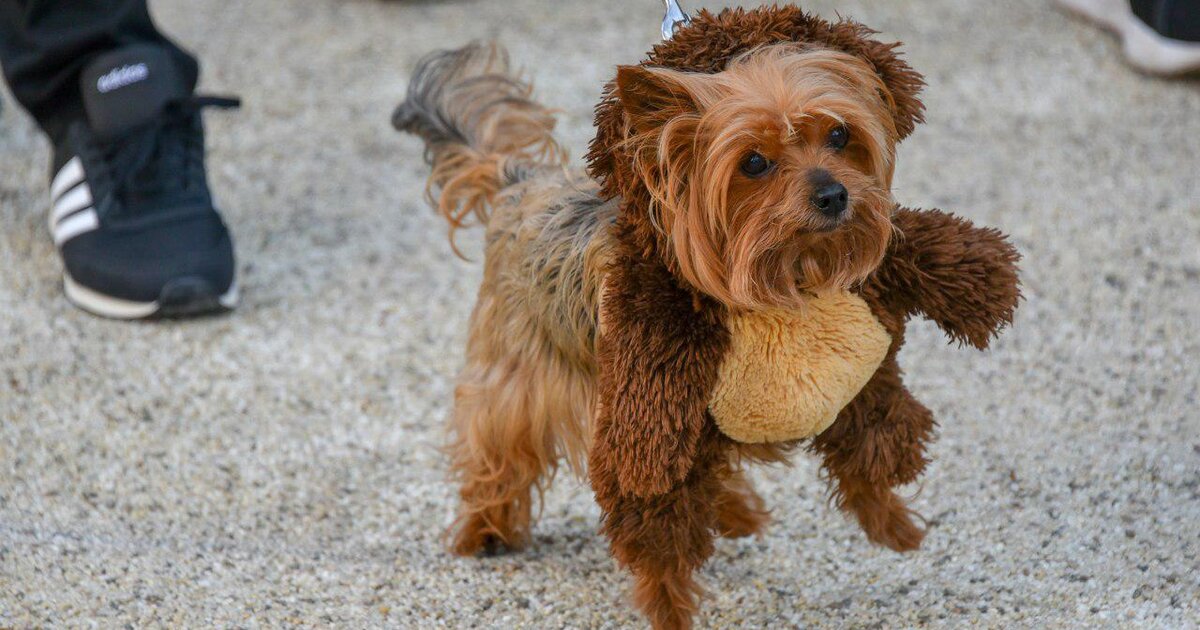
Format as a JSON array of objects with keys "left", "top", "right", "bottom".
[
  {"left": 1057, "top": 0, "right": 1200, "bottom": 75},
  {"left": 64, "top": 273, "right": 239, "bottom": 320}
]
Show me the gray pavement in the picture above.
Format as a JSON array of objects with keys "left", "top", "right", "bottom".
[{"left": 1, "top": 0, "right": 1198, "bottom": 627}]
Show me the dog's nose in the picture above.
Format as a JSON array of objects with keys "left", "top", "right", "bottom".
[{"left": 812, "top": 182, "right": 849, "bottom": 218}]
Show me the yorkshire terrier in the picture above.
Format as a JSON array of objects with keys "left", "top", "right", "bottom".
[{"left": 394, "top": 8, "right": 1019, "bottom": 628}]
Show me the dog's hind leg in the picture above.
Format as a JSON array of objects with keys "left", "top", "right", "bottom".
[
  {"left": 447, "top": 295, "right": 593, "bottom": 556},
  {"left": 713, "top": 467, "right": 769, "bottom": 539}
]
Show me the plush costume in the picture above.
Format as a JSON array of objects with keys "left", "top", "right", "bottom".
[{"left": 584, "top": 6, "right": 1021, "bottom": 624}]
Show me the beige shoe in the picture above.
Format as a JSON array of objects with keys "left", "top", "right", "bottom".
[{"left": 1057, "top": 0, "right": 1200, "bottom": 76}]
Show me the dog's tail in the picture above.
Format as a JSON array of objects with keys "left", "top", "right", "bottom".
[{"left": 393, "top": 43, "right": 565, "bottom": 245}]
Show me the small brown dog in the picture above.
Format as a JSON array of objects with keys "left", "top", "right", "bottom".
[{"left": 395, "top": 8, "right": 1019, "bottom": 629}]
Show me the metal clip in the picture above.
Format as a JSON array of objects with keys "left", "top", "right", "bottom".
[{"left": 662, "top": 0, "right": 691, "bottom": 40}]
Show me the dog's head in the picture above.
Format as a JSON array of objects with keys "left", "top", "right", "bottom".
[
  {"left": 615, "top": 45, "right": 898, "bottom": 309},
  {"left": 589, "top": 6, "right": 925, "bottom": 310}
]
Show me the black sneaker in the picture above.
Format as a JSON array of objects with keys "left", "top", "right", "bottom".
[
  {"left": 49, "top": 43, "right": 240, "bottom": 319},
  {"left": 1058, "top": 0, "right": 1200, "bottom": 75}
]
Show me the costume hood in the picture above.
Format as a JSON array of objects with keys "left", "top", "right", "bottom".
[{"left": 586, "top": 5, "right": 926, "bottom": 201}]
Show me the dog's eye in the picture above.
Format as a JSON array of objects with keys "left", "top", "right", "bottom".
[
  {"left": 827, "top": 126, "right": 850, "bottom": 150},
  {"left": 740, "top": 152, "right": 773, "bottom": 178}
]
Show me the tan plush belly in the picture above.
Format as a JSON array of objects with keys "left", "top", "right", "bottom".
[{"left": 709, "top": 292, "right": 891, "bottom": 443}]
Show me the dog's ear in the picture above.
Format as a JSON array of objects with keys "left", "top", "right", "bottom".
[
  {"left": 588, "top": 256, "right": 730, "bottom": 499},
  {"left": 615, "top": 66, "right": 700, "bottom": 131}
]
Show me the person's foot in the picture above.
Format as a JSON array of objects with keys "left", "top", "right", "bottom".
[
  {"left": 49, "top": 44, "right": 239, "bottom": 319},
  {"left": 1057, "top": 0, "right": 1200, "bottom": 75}
]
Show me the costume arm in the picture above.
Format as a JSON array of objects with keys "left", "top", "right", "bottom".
[
  {"left": 867, "top": 207, "right": 1021, "bottom": 349},
  {"left": 588, "top": 254, "right": 729, "bottom": 498}
]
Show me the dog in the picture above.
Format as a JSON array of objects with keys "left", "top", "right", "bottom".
[{"left": 394, "top": 10, "right": 1019, "bottom": 628}]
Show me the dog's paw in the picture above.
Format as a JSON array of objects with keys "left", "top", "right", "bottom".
[
  {"left": 849, "top": 501, "right": 921, "bottom": 549},
  {"left": 633, "top": 568, "right": 702, "bottom": 630},
  {"left": 714, "top": 495, "right": 769, "bottom": 539},
  {"left": 449, "top": 513, "right": 526, "bottom": 557},
  {"left": 862, "top": 504, "right": 925, "bottom": 552},
  {"left": 842, "top": 484, "right": 926, "bottom": 552},
  {"left": 717, "top": 514, "right": 768, "bottom": 539}
]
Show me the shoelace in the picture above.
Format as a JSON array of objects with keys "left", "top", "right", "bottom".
[{"left": 101, "top": 94, "right": 240, "bottom": 222}]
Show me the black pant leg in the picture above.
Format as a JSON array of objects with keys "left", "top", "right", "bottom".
[{"left": 0, "top": 0, "right": 198, "bottom": 144}]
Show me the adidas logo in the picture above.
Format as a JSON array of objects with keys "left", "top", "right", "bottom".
[{"left": 96, "top": 63, "right": 149, "bottom": 93}]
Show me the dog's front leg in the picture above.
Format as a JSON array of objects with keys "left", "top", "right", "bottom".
[{"left": 808, "top": 355, "right": 933, "bottom": 552}]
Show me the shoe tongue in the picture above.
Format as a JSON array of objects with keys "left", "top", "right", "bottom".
[{"left": 80, "top": 44, "right": 191, "bottom": 141}]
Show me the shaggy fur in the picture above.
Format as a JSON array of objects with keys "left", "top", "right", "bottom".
[
  {"left": 394, "top": 7, "right": 1020, "bottom": 630},
  {"left": 612, "top": 45, "right": 897, "bottom": 309}
]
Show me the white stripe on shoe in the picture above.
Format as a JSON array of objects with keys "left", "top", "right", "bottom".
[
  {"left": 50, "top": 157, "right": 85, "bottom": 201},
  {"left": 62, "top": 273, "right": 240, "bottom": 320},
  {"left": 217, "top": 280, "right": 240, "bottom": 309},
  {"left": 53, "top": 209, "right": 99, "bottom": 246},
  {"left": 62, "top": 273, "right": 159, "bottom": 319},
  {"left": 50, "top": 183, "right": 93, "bottom": 227}
]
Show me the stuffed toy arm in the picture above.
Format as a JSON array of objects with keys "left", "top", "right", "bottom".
[
  {"left": 588, "top": 256, "right": 730, "bottom": 498},
  {"left": 587, "top": 255, "right": 733, "bottom": 629},
  {"left": 873, "top": 207, "right": 1022, "bottom": 349}
]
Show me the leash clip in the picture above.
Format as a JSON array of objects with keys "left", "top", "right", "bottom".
[{"left": 662, "top": 0, "right": 691, "bottom": 40}]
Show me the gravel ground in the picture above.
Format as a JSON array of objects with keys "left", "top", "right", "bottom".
[{"left": 2, "top": 0, "right": 1198, "bottom": 627}]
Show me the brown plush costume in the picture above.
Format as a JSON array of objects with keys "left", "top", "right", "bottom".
[{"left": 585, "top": 7, "right": 1020, "bottom": 628}]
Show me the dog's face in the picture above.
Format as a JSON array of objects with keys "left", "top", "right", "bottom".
[{"left": 617, "top": 45, "right": 899, "bottom": 310}]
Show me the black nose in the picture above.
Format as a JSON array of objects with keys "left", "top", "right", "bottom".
[{"left": 812, "top": 182, "right": 849, "bottom": 217}]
